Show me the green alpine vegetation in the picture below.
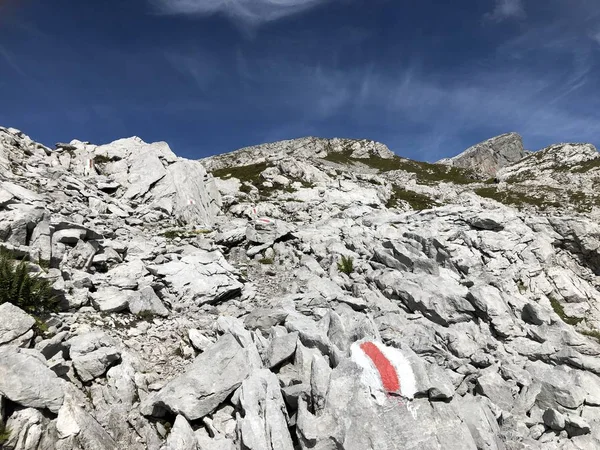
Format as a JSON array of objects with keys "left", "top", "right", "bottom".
[
  {"left": 337, "top": 255, "right": 354, "bottom": 275},
  {"left": 0, "top": 249, "right": 58, "bottom": 316},
  {"left": 323, "top": 150, "right": 479, "bottom": 185},
  {"left": 387, "top": 186, "right": 439, "bottom": 211}
]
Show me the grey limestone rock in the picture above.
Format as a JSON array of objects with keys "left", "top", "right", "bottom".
[
  {"left": 68, "top": 332, "right": 121, "bottom": 382},
  {"left": 0, "top": 347, "right": 64, "bottom": 413},
  {"left": 0, "top": 302, "right": 35, "bottom": 346},
  {"left": 438, "top": 132, "right": 526, "bottom": 176},
  {"left": 141, "top": 333, "right": 250, "bottom": 421}
]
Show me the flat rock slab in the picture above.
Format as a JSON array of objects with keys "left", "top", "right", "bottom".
[
  {"left": 90, "top": 287, "right": 130, "bottom": 313},
  {"left": 141, "top": 333, "right": 250, "bottom": 421},
  {"left": 0, "top": 302, "right": 35, "bottom": 345},
  {"left": 0, "top": 347, "right": 64, "bottom": 413},
  {"left": 148, "top": 250, "right": 243, "bottom": 305}
]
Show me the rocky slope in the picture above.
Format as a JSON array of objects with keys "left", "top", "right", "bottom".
[{"left": 1, "top": 126, "right": 600, "bottom": 449}]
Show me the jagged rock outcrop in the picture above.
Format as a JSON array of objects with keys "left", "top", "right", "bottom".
[
  {"left": 438, "top": 132, "right": 527, "bottom": 176},
  {"left": 1, "top": 126, "right": 600, "bottom": 449}
]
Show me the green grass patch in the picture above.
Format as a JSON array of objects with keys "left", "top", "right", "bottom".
[
  {"left": 37, "top": 257, "right": 51, "bottom": 271},
  {"left": 549, "top": 295, "right": 583, "bottom": 326},
  {"left": 387, "top": 186, "right": 439, "bottom": 210},
  {"left": 161, "top": 230, "right": 184, "bottom": 240},
  {"left": 580, "top": 328, "right": 600, "bottom": 343},
  {"left": 211, "top": 162, "right": 280, "bottom": 197},
  {"left": 567, "top": 157, "right": 600, "bottom": 174},
  {"left": 567, "top": 191, "right": 600, "bottom": 213},
  {"left": 337, "top": 255, "right": 354, "bottom": 275},
  {"left": 474, "top": 187, "right": 561, "bottom": 210},
  {"left": 323, "top": 151, "right": 479, "bottom": 185},
  {"left": 212, "top": 162, "right": 271, "bottom": 184}
]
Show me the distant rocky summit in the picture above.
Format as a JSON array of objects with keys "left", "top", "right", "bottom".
[
  {"left": 438, "top": 132, "right": 527, "bottom": 176},
  {"left": 1, "top": 126, "right": 600, "bottom": 449}
]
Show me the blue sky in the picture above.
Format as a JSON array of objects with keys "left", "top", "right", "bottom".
[{"left": 1, "top": 0, "right": 600, "bottom": 161}]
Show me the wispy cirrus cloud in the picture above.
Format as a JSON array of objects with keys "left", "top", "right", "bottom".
[
  {"left": 148, "top": 0, "right": 333, "bottom": 27},
  {"left": 485, "top": 0, "right": 526, "bottom": 22},
  {"left": 217, "top": 48, "right": 600, "bottom": 159},
  {"left": 0, "top": 44, "right": 27, "bottom": 77}
]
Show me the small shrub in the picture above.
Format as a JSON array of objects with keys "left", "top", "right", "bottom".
[
  {"left": 161, "top": 230, "right": 183, "bottom": 240},
  {"left": 37, "top": 257, "right": 51, "bottom": 271},
  {"left": 337, "top": 255, "right": 354, "bottom": 275},
  {"left": 258, "top": 258, "right": 274, "bottom": 265},
  {"left": 93, "top": 154, "right": 112, "bottom": 165},
  {"left": 136, "top": 310, "right": 156, "bottom": 322},
  {"left": 33, "top": 316, "right": 50, "bottom": 335},
  {"left": 0, "top": 250, "right": 58, "bottom": 316}
]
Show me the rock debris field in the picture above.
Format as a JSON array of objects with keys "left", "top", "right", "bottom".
[{"left": 1, "top": 126, "right": 600, "bottom": 449}]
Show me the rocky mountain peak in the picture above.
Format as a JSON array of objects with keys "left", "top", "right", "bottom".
[{"left": 438, "top": 132, "right": 527, "bottom": 176}]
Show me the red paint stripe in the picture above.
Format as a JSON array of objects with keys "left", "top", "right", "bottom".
[{"left": 360, "top": 342, "right": 400, "bottom": 393}]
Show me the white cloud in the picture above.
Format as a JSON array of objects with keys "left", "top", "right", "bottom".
[
  {"left": 149, "top": 0, "right": 331, "bottom": 27},
  {"left": 485, "top": 0, "right": 526, "bottom": 22}
]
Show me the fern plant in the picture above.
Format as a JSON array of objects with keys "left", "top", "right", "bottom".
[
  {"left": 0, "top": 424, "right": 11, "bottom": 445},
  {"left": 0, "top": 250, "right": 58, "bottom": 316},
  {"left": 337, "top": 255, "right": 354, "bottom": 275}
]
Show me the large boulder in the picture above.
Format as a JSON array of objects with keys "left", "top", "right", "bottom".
[
  {"left": 296, "top": 357, "right": 478, "bottom": 450},
  {"left": 148, "top": 250, "right": 242, "bottom": 306},
  {"left": 141, "top": 333, "right": 250, "bottom": 421},
  {"left": 55, "top": 388, "right": 118, "bottom": 450},
  {"left": 146, "top": 160, "right": 221, "bottom": 226},
  {"left": 0, "top": 302, "right": 35, "bottom": 346},
  {"left": 3, "top": 407, "right": 57, "bottom": 450},
  {"left": 67, "top": 332, "right": 121, "bottom": 382},
  {"left": 0, "top": 347, "right": 64, "bottom": 413}
]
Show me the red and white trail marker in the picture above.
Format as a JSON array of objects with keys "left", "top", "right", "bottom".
[{"left": 350, "top": 340, "right": 417, "bottom": 400}]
